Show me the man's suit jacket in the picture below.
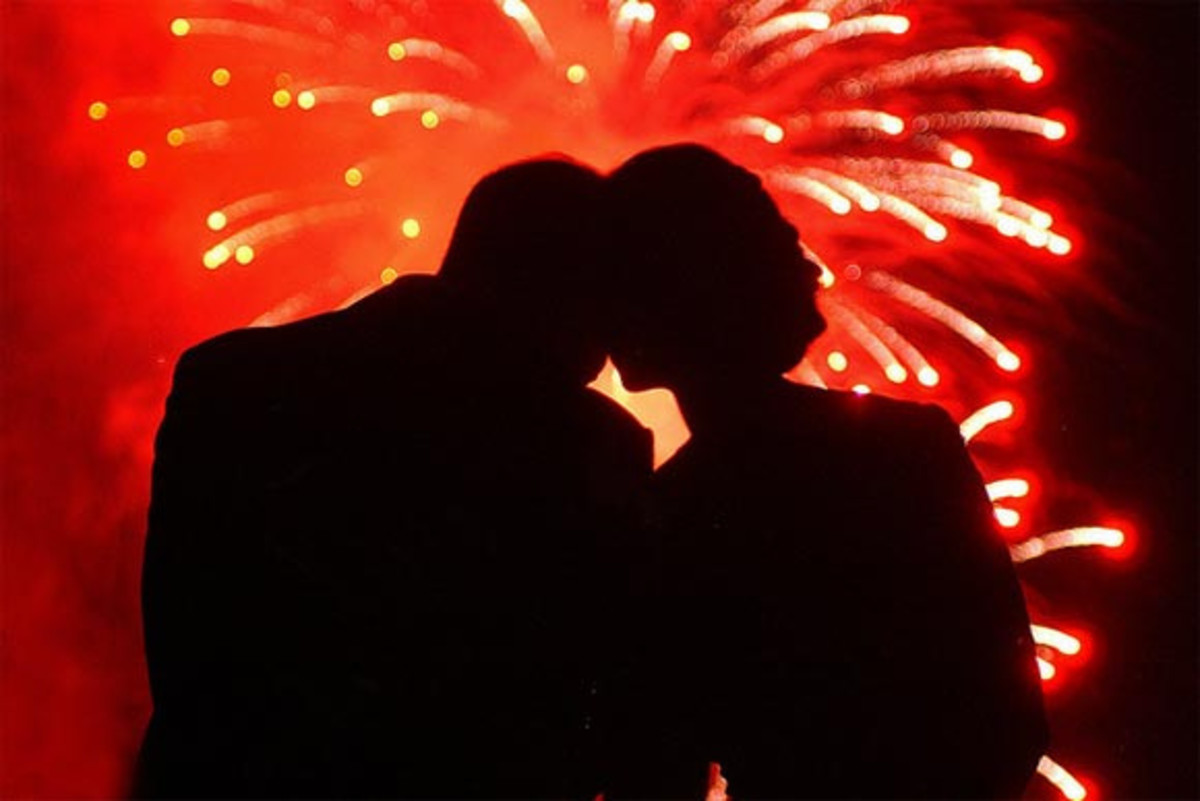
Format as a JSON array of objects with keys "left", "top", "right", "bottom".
[
  {"left": 609, "top": 385, "right": 1047, "bottom": 799},
  {"left": 136, "top": 275, "right": 653, "bottom": 798}
]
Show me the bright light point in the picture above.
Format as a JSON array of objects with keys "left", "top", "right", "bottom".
[
  {"left": 127, "top": 149, "right": 147, "bottom": 169},
  {"left": 344, "top": 167, "right": 364, "bottom": 187},
  {"left": 234, "top": 245, "right": 255, "bottom": 265},
  {"left": 502, "top": 0, "right": 524, "bottom": 18},
  {"left": 1031, "top": 210, "right": 1054, "bottom": 229},
  {"left": 1037, "top": 757, "right": 1088, "bottom": 801},
  {"left": 297, "top": 91, "right": 316, "bottom": 110},
  {"left": 1048, "top": 235, "right": 1072, "bottom": 255},
  {"left": 924, "top": 222, "right": 948, "bottom": 242},
  {"left": 1043, "top": 120, "right": 1067, "bottom": 140},
  {"left": 1037, "top": 658, "right": 1056, "bottom": 681},
  {"left": 1032, "top": 625, "right": 1083, "bottom": 656},
  {"left": 637, "top": 2, "right": 656, "bottom": 23},
  {"left": 206, "top": 211, "right": 228, "bottom": 231},
  {"left": 387, "top": 42, "right": 407, "bottom": 61},
  {"left": 420, "top": 110, "right": 440, "bottom": 129},
  {"left": 272, "top": 89, "right": 292, "bottom": 108},
  {"left": 203, "top": 245, "right": 230, "bottom": 269},
  {"left": 370, "top": 98, "right": 390, "bottom": 117},
  {"left": 170, "top": 18, "right": 190, "bottom": 36},
  {"left": 997, "top": 216, "right": 1021, "bottom": 237},
  {"left": 826, "top": 351, "right": 848, "bottom": 372},
  {"left": 1020, "top": 64, "right": 1044, "bottom": 83},
  {"left": 881, "top": 117, "right": 904, "bottom": 135},
  {"left": 885, "top": 364, "right": 907, "bottom": 383},
  {"left": 380, "top": 267, "right": 399, "bottom": 285},
  {"left": 917, "top": 367, "right": 940, "bottom": 387},
  {"left": 668, "top": 31, "right": 691, "bottom": 51},
  {"left": 211, "top": 68, "right": 231, "bottom": 87},
  {"left": 88, "top": 101, "right": 108, "bottom": 121},
  {"left": 950, "top": 149, "right": 973, "bottom": 169},
  {"left": 566, "top": 64, "right": 589, "bottom": 84},
  {"left": 995, "top": 507, "right": 1021, "bottom": 528},
  {"left": 852, "top": 384, "right": 871, "bottom": 395},
  {"left": 996, "top": 351, "right": 1021, "bottom": 371},
  {"left": 166, "top": 128, "right": 186, "bottom": 147},
  {"left": 1024, "top": 228, "right": 1050, "bottom": 247},
  {"left": 401, "top": 218, "right": 421, "bottom": 238},
  {"left": 763, "top": 123, "right": 785, "bottom": 144},
  {"left": 859, "top": 195, "right": 880, "bottom": 212},
  {"left": 831, "top": 196, "right": 852, "bottom": 215},
  {"left": 817, "top": 264, "right": 835, "bottom": 288},
  {"left": 888, "top": 17, "right": 911, "bottom": 34}
]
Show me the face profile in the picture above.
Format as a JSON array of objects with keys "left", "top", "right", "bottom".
[{"left": 603, "top": 144, "right": 826, "bottom": 393}]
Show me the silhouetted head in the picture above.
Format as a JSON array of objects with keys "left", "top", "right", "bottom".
[
  {"left": 438, "top": 156, "right": 608, "bottom": 383},
  {"left": 604, "top": 144, "right": 826, "bottom": 393}
]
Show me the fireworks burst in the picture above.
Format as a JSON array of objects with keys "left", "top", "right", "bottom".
[{"left": 83, "top": 1, "right": 1128, "bottom": 797}]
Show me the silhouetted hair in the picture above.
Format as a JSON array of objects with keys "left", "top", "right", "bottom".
[
  {"left": 605, "top": 143, "right": 825, "bottom": 378},
  {"left": 437, "top": 156, "right": 609, "bottom": 380}
]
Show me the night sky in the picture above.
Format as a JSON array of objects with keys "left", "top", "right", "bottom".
[{"left": 2, "top": 2, "right": 1196, "bottom": 798}]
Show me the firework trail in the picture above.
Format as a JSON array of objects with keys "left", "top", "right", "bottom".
[{"left": 81, "top": 1, "right": 1130, "bottom": 797}]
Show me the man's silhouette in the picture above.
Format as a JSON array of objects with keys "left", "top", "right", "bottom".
[
  {"left": 136, "top": 158, "right": 652, "bottom": 798},
  {"left": 601, "top": 144, "right": 1047, "bottom": 799}
]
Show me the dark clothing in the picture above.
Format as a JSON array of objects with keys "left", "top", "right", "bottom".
[
  {"left": 608, "top": 385, "right": 1047, "bottom": 799},
  {"left": 136, "top": 276, "right": 653, "bottom": 798}
]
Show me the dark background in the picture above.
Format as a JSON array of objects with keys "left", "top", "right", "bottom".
[
  {"left": 1023, "top": 1, "right": 1197, "bottom": 796},
  {"left": 2, "top": 1, "right": 1196, "bottom": 797}
]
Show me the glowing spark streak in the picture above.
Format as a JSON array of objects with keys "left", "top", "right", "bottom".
[
  {"left": 1010, "top": 527, "right": 1126, "bottom": 563},
  {"left": 643, "top": 31, "right": 692, "bottom": 88},
  {"left": 825, "top": 300, "right": 907, "bottom": 382},
  {"left": 875, "top": 191, "right": 946, "bottom": 240},
  {"left": 164, "top": 119, "right": 234, "bottom": 146},
  {"left": 370, "top": 92, "right": 488, "bottom": 125},
  {"left": 210, "top": 191, "right": 288, "bottom": 229},
  {"left": 721, "top": 11, "right": 832, "bottom": 59},
  {"left": 841, "top": 158, "right": 1001, "bottom": 197},
  {"left": 1037, "top": 756, "right": 1088, "bottom": 800},
  {"left": 168, "top": 18, "right": 330, "bottom": 51},
  {"left": 916, "top": 110, "right": 1068, "bottom": 140},
  {"left": 739, "top": 0, "right": 790, "bottom": 26},
  {"left": 994, "top": 506, "right": 1021, "bottom": 528},
  {"left": 801, "top": 244, "right": 836, "bottom": 287},
  {"left": 386, "top": 39, "right": 481, "bottom": 78},
  {"left": 987, "top": 478, "right": 1030, "bottom": 501},
  {"left": 753, "top": 15, "right": 910, "bottom": 79},
  {"left": 1036, "top": 657, "right": 1056, "bottom": 680},
  {"left": 818, "top": 109, "right": 905, "bottom": 135},
  {"left": 867, "top": 272, "right": 1019, "bottom": 369},
  {"left": 858, "top": 46, "right": 1042, "bottom": 90},
  {"left": 1001, "top": 198, "right": 1054, "bottom": 229},
  {"left": 958, "top": 400, "right": 1015, "bottom": 443},
  {"left": 249, "top": 293, "right": 314, "bottom": 328},
  {"left": 1031, "top": 625, "right": 1082, "bottom": 656},
  {"left": 803, "top": 169, "right": 881, "bottom": 211},
  {"left": 766, "top": 169, "right": 852, "bottom": 214},
  {"left": 841, "top": 303, "right": 937, "bottom": 385},
  {"left": 729, "top": 115, "right": 785, "bottom": 143},
  {"left": 203, "top": 201, "right": 369, "bottom": 269},
  {"left": 499, "top": 0, "right": 556, "bottom": 64}
]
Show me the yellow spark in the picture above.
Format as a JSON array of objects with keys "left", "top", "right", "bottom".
[
  {"left": 127, "top": 150, "right": 147, "bottom": 169},
  {"left": 203, "top": 244, "right": 231, "bottom": 269},
  {"left": 387, "top": 42, "right": 407, "bottom": 61},
  {"left": 170, "top": 18, "right": 191, "bottom": 36},
  {"left": 401, "top": 218, "right": 421, "bottom": 238},
  {"left": 207, "top": 211, "right": 228, "bottom": 231},
  {"left": 420, "top": 110, "right": 440, "bottom": 129},
  {"left": 297, "top": 91, "right": 316, "bottom": 110},
  {"left": 166, "top": 128, "right": 186, "bottom": 147},
  {"left": 234, "top": 245, "right": 255, "bottom": 265},
  {"left": 88, "top": 101, "right": 108, "bottom": 121},
  {"left": 826, "top": 351, "right": 848, "bottom": 372},
  {"left": 566, "top": 64, "right": 589, "bottom": 84},
  {"left": 380, "top": 267, "right": 399, "bottom": 285},
  {"left": 272, "top": 89, "right": 292, "bottom": 108},
  {"left": 344, "top": 167, "right": 363, "bottom": 187},
  {"left": 211, "top": 68, "right": 231, "bottom": 87}
]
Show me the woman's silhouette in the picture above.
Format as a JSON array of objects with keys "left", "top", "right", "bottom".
[{"left": 602, "top": 144, "right": 1047, "bottom": 799}]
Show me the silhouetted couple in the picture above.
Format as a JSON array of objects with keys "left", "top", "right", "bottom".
[{"left": 136, "top": 145, "right": 1046, "bottom": 799}]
